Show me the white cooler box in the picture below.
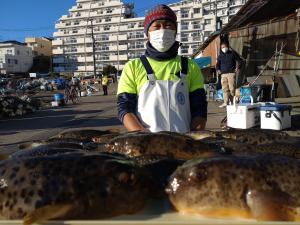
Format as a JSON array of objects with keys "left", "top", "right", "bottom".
[
  {"left": 227, "top": 102, "right": 261, "bottom": 129},
  {"left": 260, "top": 104, "right": 292, "bottom": 130}
]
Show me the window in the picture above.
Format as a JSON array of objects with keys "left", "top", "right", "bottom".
[
  {"left": 74, "top": 21, "right": 80, "bottom": 25},
  {"left": 128, "top": 31, "right": 144, "bottom": 39},
  {"left": 181, "top": 22, "right": 189, "bottom": 30},
  {"left": 181, "top": 46, "right": 189, "bottom": 54},
  {"left": 17, "top": 50, "right": 20, "bottom": 55},
  {"left": 7, "top": 49, "right": 13, "bottom": 54},
  {"left": 7, "top": 59, "right": 11, "bottom": 64},
  {"left": 128, "top": 23, "right": 135, "bottom": 29},
  {"left": 181, "top": 33, "right": 189, "bottom": 42},
  {"left": 104, "top": 26, "right": 110, "bottom": 31},
  {"left": 192, "top": 21, "right": 201, "bottom": 29},
  {"left": 105, "top": 17, "right": 111, "bottom": 22},
  {"left": 204, "top": 19, "right": 212, "bottom": 24},
  {"left": 106, "top": 8, "right": 113, "bottom": 14},
  {"left": 193, "top": 8, "right": 201, "bottom": 14},
  {"left": 15, "top": 60, "right": 18, "bottom": 65},
  {"left": 181, "top": 9, "right": 189, "bottom": 18}
]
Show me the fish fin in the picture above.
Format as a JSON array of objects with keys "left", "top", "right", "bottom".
[
  {"left": 246, "top": 189, "right": 298, "bottom": 221},
  {"left": 19, "top": 142, "right": 42, "bottom": 150},
  {"left": 108, "top": 128, "right": 120, "bottom": 134},
  {"left": 23, "top": 204, "right": 74, "bottom": 225}
]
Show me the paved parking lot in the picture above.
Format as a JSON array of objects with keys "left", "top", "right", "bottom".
[{"left": 1, "top": 83, "right": 299, "bottom": 153}]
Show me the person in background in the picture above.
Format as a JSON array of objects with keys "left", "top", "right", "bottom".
[
  {"left": 216, "top": 42, "right": 242, "bottom": 108},
  {"left": 117, "top": 4, "right": 207, "bottom": 133},
  {"left": 102, "top": 75, "right": 109, "bottom": 96},
  {"left": 71, "top": 76, "right": 81, "bottom": 97}
]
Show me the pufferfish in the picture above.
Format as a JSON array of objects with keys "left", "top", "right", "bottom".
[
  {"left": 0, "top": 152, "right": 150, "bottom": 225},
  {"left": 167, "top": 154, "right": 300, "bottom": 221}
]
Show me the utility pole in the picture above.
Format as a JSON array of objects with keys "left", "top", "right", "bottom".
[
  {"left": 89, "top": 19, "right": 97, "bottom": 78},
  {"left": 116, "top": 5, "right": 124, "bottom": 80},
  {"left": 215, "top": 0, "right": 218, "bottom": 31}
]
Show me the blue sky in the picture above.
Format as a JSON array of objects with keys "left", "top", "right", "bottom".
[{"left": 0, "top": 0, "right": 177, "bottom": 42}]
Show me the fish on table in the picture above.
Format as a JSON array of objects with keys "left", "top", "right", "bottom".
[
  {"left": 188, "top": 129, "right": 300, "bottom": 158},
  {"left": 19, "top": 138, "right": 97, "bottom": 151},
  {"left": 104, "top": 131, "right": 226, "bottom": 160},
  {"left": 188, "top": 129, "right": 298, "bottom": 145},
  {"left": 56, "top": 129, "right": 120, "bottom": 141},
  {"left": 166, "top": 154, "right": 300, "bottom": 221},
  {"left": 0, "top": 152, "right": 150, "bottom": 225}
]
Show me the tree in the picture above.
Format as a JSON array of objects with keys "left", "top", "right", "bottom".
[{"left": 103, "top": 65, "right": 117, "bottom": 76}]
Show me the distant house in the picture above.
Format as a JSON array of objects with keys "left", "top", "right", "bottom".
[
  {"left": 26, "top": 37, "right": 53, "bottom": 57},
  {"left": 193, "top": 0, "right": 300, "bottom": 97},
  {"left": 0, "top": 41, "right": 33, "bottom": 74},
  {"left": 26, "top": 37, "right": 53, "bottom": 73}
]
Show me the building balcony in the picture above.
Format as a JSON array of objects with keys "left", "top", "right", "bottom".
[
  {"left": 109, "top": 45, "right": 128, "bottom": 51},
  {"left": 53, "top": 31, "right": 65, "bottom": 37},
  {"left": 55, "top": 23, "right": 65, "bottom": 29},
  {"left": 77, "top": 38, "right": 93, "bottom": 44},
  {"left": 108, "top": 34, "right": 127, "bottom": 42},
  {"left": 78, "top": 65, "right": 94, "bottom": 71},
  {"left": 52, "top": 39, "right": 63, "bottom": 46},
  {"left": 110, "top": 54, "right": 128, "bottom": 61},
  {"left": 53, "top": 49, "right": 64, "bottom": 54},
  {"left": 77, "top": 47, "right": 93, "bottom": 53},
  {"left": 77, "top": 56, "right": 94, "bottom": 62}
]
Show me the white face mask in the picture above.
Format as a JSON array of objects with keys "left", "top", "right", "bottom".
[
  {"left": 149, "top": 29, "right": 176, "bottom": 52},
  {"left": 222, "top": 47, "right": 229, "bottom": 53}
]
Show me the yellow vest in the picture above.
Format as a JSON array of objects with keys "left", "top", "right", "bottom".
[{"left": 102, "top": 76, "right": 108, "bottom": 85}]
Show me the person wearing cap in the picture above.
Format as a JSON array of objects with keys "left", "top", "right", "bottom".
[{"left": 117, "top": 4, "right": 207, "bottom": 133}]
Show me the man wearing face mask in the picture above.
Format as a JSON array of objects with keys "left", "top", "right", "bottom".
[
  {"left": 117, "top": 4, "right": 207, "bottom": 133},
  {"left": 216, "top": 42, "right": 242, "bottom": 108}
]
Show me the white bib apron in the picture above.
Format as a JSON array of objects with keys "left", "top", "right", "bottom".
[{"left": 136, "top": 55, "right": 191, "bottom": 133}]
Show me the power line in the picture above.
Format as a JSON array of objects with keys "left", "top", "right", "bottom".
[{"left": 0, "top": 27, "right": 54, "bottom": 32}]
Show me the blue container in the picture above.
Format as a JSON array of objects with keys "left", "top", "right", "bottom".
[
  {"left": 240, "top": 87, "right": 253, "bottom": 103},
  {"left": 54, "top": 93, "right": 64, "bottom": 101}
]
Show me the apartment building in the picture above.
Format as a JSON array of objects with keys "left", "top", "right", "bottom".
[
  {"left": 26, "top": 37, "right": 53, "bottom": 57},
  {"left": 52, "top": 0, "right": 247, "bottom": 76},
  {"left": 0, "top": 41, "right": 33, "bottom": 74}
]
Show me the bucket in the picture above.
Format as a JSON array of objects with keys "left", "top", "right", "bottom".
[{"left": 54, "top": 93, "right": 64, "bottom": 101}]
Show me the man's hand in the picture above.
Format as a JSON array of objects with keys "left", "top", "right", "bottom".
[
  {"left": 123, "top": 113, "right": 148, "bottom": 132},
  {"left": 191, "top": 117, "right": 207, "bottom": 131},
  {"left": 217, "top": 70, "right": 222, "bottom": 75},
  {"left": 235, "top": 68, "right": 239, "bottom": 73}
]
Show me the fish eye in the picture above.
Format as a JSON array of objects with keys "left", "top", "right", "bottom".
[{"left": 188, "top": 168, "right": 207, "bottom": 183}]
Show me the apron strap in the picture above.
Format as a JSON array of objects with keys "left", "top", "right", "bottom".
[
  {"left": 180, "top": 56, "right": 188, "bottom": 79},
  {"left": 140, "top": 55, "right": 155, "bottom": 81}
]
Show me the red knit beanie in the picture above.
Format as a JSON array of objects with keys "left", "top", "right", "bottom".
[{"left": 144, "top": 4, "right": 177, "bottom": 36}]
